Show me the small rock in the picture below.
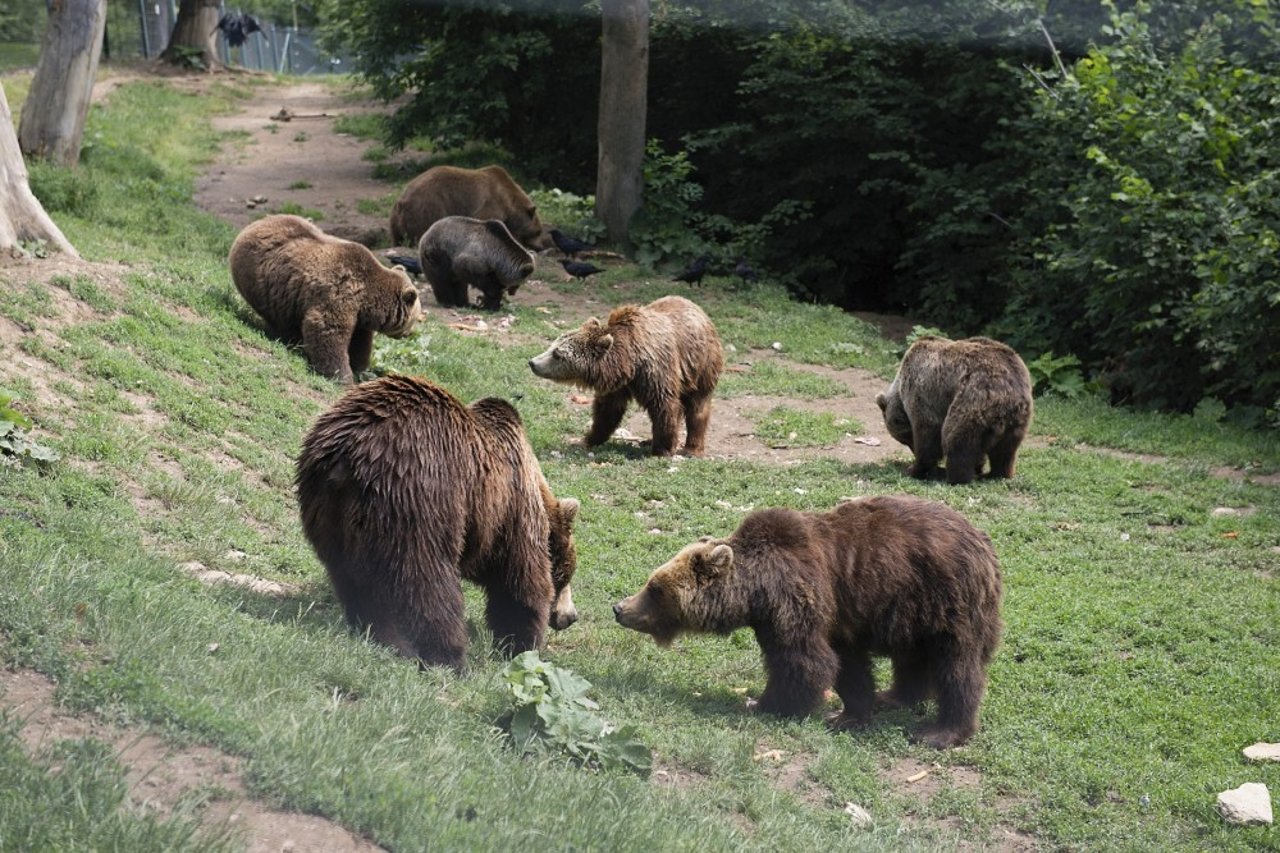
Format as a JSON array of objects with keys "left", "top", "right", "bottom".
[
  {"left": 1244, "top": 743, "right": 1280, "bottom": 762},
  {"left": 245, "top": 200, "right": 256, "bottom": 209},
  {"left": 1216, "top": 782, "right": 1273, "bottom": 825},
  {"left": 207, "top": 643, "right": 219, "bottom": 654},
  {"left": 844, "top": 802, "right": 873, "bottom": 829},
  {"left": 1211, "top": 506, "right": 1256, "bottom": 517},
  {"left": 854, "top": 436, "right": 882, "bottom": 446},
  {"left": 1119, "top": 532, "right": 1131, "bottom": 541},
  {"left": 251, "top": 194, "right": 268, "bottom": 204},
  {"left": 770, "top": 341, "right": 783, "bottom": 351},
  {"left": 224, "top": 549, "right": 248, "bottom": 562}
]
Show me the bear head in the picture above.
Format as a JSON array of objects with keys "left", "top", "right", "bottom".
[
  {"left": 364, "top": 264, "right": 423, "bottom": 338},
  {"left": 547, "top": 496, "right": 581, "bottom": 631},
  {"left": 876, "top": 383, "right": 913, "bottom": 449},
  {"left": 481, "top": 219, "right": 537, "bottom": 291},
  {"left": 613, "top": 539, "right": 735, "bottom": 646},
  {"left": 527, "top": 317, "right": 614, "bottom": 386}
]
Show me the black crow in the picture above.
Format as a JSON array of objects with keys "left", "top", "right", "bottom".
[
  {"left": 550, "top": 228, "right": 594, "bottom": 258},
  {"left": 215, "top": 12, "right": 262, "bottom": 48},
  {"left": 386, "top": 253, "right": 422, "bottom": 276},
  {"left": 733, "top": 258, "right": 759, "bottom": 284},
  {"left": 561, "top": 259, "right": 604, "bottom": 280},
  {"left": 672, "top": 254, "right": 711, "bottom": 285}
]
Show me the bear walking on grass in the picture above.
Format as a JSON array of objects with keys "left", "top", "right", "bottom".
[
  {"left": 613, "top": 496, "right": 1003, "bottom": 748},
  {"left": 228, "top": 215, "right": 422, "bottom": 384},
  {"left": 418, "top": 216, "right": 536, "bottom": 311},
  {"left": 877, "top": 335, "right": 1033, "bottom": 485},
  {"left": 389, "top": 164, "right": 551, "bottom": 251},
  {"left": 527, "top": 296, "right": 724, "bottom": 457},
  {"left": 296, "top": 375, "right": 581, "bottom": 671}
]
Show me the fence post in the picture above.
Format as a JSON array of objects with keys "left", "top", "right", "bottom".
[{"left": 137, "top": 0, "right": 150, "bottom": 57}]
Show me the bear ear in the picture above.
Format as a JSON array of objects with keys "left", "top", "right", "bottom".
[
  {"left": 597, "top": 334, "right": 614, "bottom": 352},
  {"left": 697, "top": 543, "right": 734, "bottom": 579},
  {"left": 875, "top": 392, "right": 887, "bottom": 411},
  {"left": 402, "top": 288, "right": 418, "bottom": 306},
  {"left": 559, "top": 497, "right": 580, "bottom": 525},
  {"left": 584, "top": 317, "right": 601, "bottom": 330}
]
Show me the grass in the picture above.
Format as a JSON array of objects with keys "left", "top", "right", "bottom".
[
  {"left": 750, "top": 407, "right": 862, "bottom": 448},
  {"left": 271, "top": 201, "right": 325, "bottom": 221},
  {"left": 0, "top": 74, "right": 1278, "bottom": 852},
  {"left": 0, "top": 42, "right": 39, "bottom": 72}
]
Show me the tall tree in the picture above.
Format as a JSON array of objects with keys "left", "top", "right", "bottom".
[
  {"left": 1, "top": 84, "right": 78, "bottom": 256},
  {"left": 160, "top": 0, "right": 222, "bottom": 69},
  {"left": 596, "top": 0, "right": 649, "bottom": 248},
  {"left": 18, "top": 0, "right": 107, "bottom": 167}
]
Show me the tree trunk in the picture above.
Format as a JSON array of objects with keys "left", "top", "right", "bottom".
[
  {"left": 596, "top": 0, "right": 649, "bottom": 250},
  {"left": 1, "top": 84, "right": 78, "bottom": 256},
  {"left": 160, "top": 0, "right": 222, "bottom": 70},
  {"left": 17, "top": 0, "right": 107, "bottom": 167}
]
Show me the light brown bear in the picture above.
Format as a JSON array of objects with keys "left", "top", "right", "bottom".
[
  {"left": 527, "top": 296, "right": 724, "bottom": 456},
  {"left": 876, "top": 336, "right": 1033, "bottom": 485},
  {"left": 613, "top": 496, "right": 1003, "bottom": 749},
  {"left": 418, "top": 216, "right": 536, "bottom": 310},
  {"left": 296, "top": 374, "right": 580, "bottom": 671},
  {"left": 228, "top": 215, "right": 422, "bottom": 384},
  {"left": 389, "top": 165, "right": 551, "bottom": 250}
]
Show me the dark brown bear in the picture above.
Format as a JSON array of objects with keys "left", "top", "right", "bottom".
[
  {"left": 613, "top": 496, "right": 1003, "bottom": 749},
  {"left": 228, "top": 215, "right": 422, "bottom": 384},
  {"left": 418, "top": 216, "right": 536, "bottom": 310},
  {"left": 296, "top": 375, "right": 581, "bottom": 671},
  {"left": 527, "top": 296, "right": 724, "bottom": 456},
  {"left": 389, "top": 164, "right": 551, "bottom": 250},
  {"left": 876, "top": 336, "right": 1033, "bottom": 485}
]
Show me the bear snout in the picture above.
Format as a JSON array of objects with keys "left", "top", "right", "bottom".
[{"left": 612, "top": 601, "right": 623, "bottom": 619}]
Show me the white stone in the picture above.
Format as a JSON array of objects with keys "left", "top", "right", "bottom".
[
  {"left": 844, "top": 802, "right": 873, "bottom": 829},
  {"left": 1244, "top": 743, "right": 1280, "bottom": 762},
  {"left": 1216, "top": 783, "right": 1273, "bottom": 825}
]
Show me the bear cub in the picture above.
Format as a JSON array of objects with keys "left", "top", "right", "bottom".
[
  {"left": 297, "top": 375, "right": 580, "bottom": 671},
  {"left": 528, "top": 295, "right": 724, "bottom": 456},
  {"left": 228, "top": 214, "right": 421, "bottom": 384},
  {"left": 418, "top": 216, "right": 536, "bottom": 310},
  {"left": 613, "top": 496, "right": 1003, "bottom": 748},
  {"left": 877, "top": 335, "right": 1033, "bottom": 485}
]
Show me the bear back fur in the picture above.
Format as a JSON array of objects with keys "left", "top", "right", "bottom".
[
  {"left": 389, "top": 165, "right": 550, "bottom": 250},
  {"left": 296, "top": 374, "right": 579, "bottom": 670},
  {"left": 877, "top": 336, "right": 1033, "bottom": 484},
  {"left": 418, "top": 216, "right": 536, "bottom": 310},
  {"left": 228, "top": 215, "right": 421, "bottom": 382}
]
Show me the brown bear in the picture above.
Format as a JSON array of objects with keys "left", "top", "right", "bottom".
[
  {"left": 418, "top": 216, "right": 536, "bottom": 310},
  {"left": 296, "top": 374, "right": 581, "bottom": 671},
  {"left": 876, "top": 336, "right": 1033, "bottom": 485},
  {"left": 613, "top": 496, "right": 1003, "bottom": 749},
  {"left": 389, "top": 164, "right": 551, "bottom": 250},
  {"left": 527, "top": 296, "right": 724, "bottom": 457},
  {"left": 228, "top": 215, "right": 422, "bottom": 385}
]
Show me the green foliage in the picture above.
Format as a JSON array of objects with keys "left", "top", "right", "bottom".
[
  {"left": 0, "top": 391, "right": 59, "bottom": 466},
  {"left": 528, "top": 188, "right": 604, "bottom": 241},
  {"left": 500, "top": 652, "right": 652, "bottom": 777},
  {"left": 272, "top": 201, "right": 324, "bottom": 221},
  {"left": 1026, "top": 352, "right": 1088, "bottom": 400}
]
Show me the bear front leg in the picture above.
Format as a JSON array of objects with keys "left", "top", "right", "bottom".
[
  {"left": 428, "top": 273, "right": 469, "bottom": 308},
  {"left": 907, "top": 421, "right": 943, "bottom": 479},
  {"left": 755, "top": 636, "right": 839, "bottom": 718},
  {"left": 646, "top": 398, "right": 683, "bottom": 456},
  {"left": 586, "top": 390, "right": 630, "bottom": 447},
  {"left": 985, "top": 426, "right": 1025, "bottom": 479},
  {"left": 483, "top": 582, "right": 550, "bottom": 657},
  {"left": 680, "top": 393, "right": 713, "bottom": 456},
  {"left": 941, "top": 419, "right": 984, "bottom": 485},
  {"left": 348, "top": 328, "right": 375, "bottom": 375},
  {"left": 301, "top": 311, "right": 356, "bottom": 384}
]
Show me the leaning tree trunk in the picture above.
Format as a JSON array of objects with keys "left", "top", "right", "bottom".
[
  {"left": 1, "top": 85, "right": 78, "bottom": 256},
  {"left": 596, "top": 0, "right": 649, "bottom": 250},
  {"left": 18, "top": 0, "right": 107, "bottom": 167},
  {"left": 160, "top": 0, "right": 223, "bottom": 70}
]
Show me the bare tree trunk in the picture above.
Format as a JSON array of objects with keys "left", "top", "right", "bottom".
[
  {"left": 596, "top": 0, "right": 649, "bottom": 250},
  {"left": 160, "top": 0, "right": 223, "bottom": 70},
  {"left": 1, "top": 84, "right": 78, "bottom": 256},
  {"left": 17, "top": 0, "right": 107, "bottom": 167}
]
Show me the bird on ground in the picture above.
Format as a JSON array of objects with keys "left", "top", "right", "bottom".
[
  {"left": 733, "top": 258, "right": 759, "bottom": 285},
  {"left": 561, "top": 259, "right": 605, "bottom": 280},
  {"left": 215, "top": 12, "right": 262, "bottom": 48},
  {"left": 672, "top": 254, "right": 711, "bottom": 285},
  {"left": 386, "top": 253, "right": 423, "bottom": 276},
  {"left": 550, "top": 229, "right": 595, "bottom": 258}
]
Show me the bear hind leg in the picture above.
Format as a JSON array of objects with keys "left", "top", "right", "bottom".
[
  {"left": 878, "top": 647, "right": 932, "bottom": 709},
  {"left": 829, "top": 645, "right": 875, "bottom": 729},
  {"left": 680, "top": 393, "right": 713, "bottom": 456},
  {"left": 646, "top": 399, "right": 683, "bottom": 457},
  {"left": 917, "top": 641, "right": 986, "bottom": 749}
]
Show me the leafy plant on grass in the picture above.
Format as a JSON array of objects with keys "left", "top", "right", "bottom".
[
  {"left": 0, "top": 391, "right": 58, "bottom": 466},
  {"left": 1027, "top": 351, "right": 1088, "bottom": 399},
  {"left": 498, "top": 652, "right": 652, "bottom": 777}
]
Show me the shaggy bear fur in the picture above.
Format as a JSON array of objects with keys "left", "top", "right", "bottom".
[
  {"left": 228, "top": 215, "right": 421, "bottom": 384},
  {"left": 389, "top": 165, "right": 551, "bottom": 250},
  {"left": 296, "top": 375, "right": 581, "bottom": 671},
  {"left": 527, "top": 296, "right": 724, "bottom": 456},
  {"left": 876, "top": 336, "right": 1033, "bottom": 485},
  {"left": 613, "top": 496, "right": 1003, "bottom": 749},
  {"left": 418, "top": 216, "right": 536, "bottom": 310}
]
